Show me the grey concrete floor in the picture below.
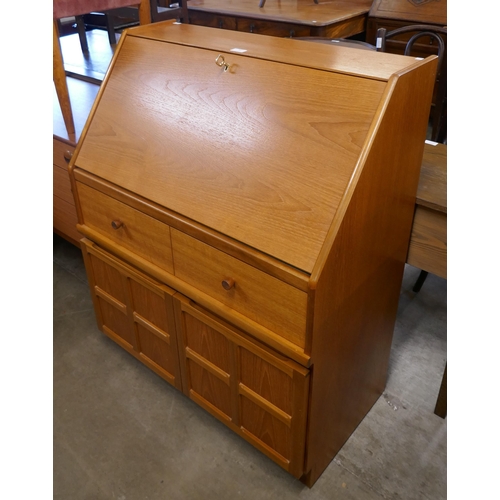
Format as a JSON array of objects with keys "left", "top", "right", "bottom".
[{"left": 53, "top": 233, "right": 447, "bottom": 499}]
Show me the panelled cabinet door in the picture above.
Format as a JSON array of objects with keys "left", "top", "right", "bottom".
[
  {"left": 81, "top": 239, "right": 182, "bottom": 390},
  {"left": 173, "top": 295, "right": 310, "bottom": 478}
]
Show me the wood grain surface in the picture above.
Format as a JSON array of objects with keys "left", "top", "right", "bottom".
[
  {"left": 188, "top": 0, "right": 372, "bottom": 25},
  {"left": 76, "top": 34, "right": 386, "bottom": 272}
]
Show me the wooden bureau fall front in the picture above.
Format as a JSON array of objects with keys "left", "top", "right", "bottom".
[{"left": 68, "top": 22, "right": 437, "bottom": 486}]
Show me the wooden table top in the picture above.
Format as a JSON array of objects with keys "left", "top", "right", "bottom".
[
  {"left": 188, "top": 0, "right": 374, "bottom": 26},
  {"left": 416, "top": 142, "right": 447, "bottom": 213},
  {"left": 369, "top": 0, "right": 447, "bottom": 25}
]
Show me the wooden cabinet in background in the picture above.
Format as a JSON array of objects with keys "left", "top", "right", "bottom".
[
  {"left": 53, "top": 77, "right": 100, "bottom": 246},
  {"left": 69, "top": 21, "right": 438, "bottom": 487},
  {"left": 53, "top": 138, "right": 80, "bottom": 245},
  {"left": 407, "top": 142, "right": 447, "bottom": 279},
  {"left": 188, "top": 0, "right": 372, "bottom": 38},
  {"left": 366, "top": 0, "right": 447, "bottom": 55}
]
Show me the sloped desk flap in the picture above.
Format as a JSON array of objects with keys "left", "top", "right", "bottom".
[{"left": 75, "top": 33, "right": 387, "bottom": 273}]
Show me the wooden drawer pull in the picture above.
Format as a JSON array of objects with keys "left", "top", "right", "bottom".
[
  {"left": 221, "top": 277, "right": 235, "bottom": 290},
  {"left": 63, "top": 150, "right": 73, "bottom": 163},
  {"left": 111, "top": 219, "right": 124, "bottom": 230}
]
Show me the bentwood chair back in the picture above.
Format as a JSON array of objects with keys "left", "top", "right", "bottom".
[
  {"left": 376, "top": 24, "right": 447, "bottom": 143},
  {"left": 53, "top": 0, "right": 153, "bottom": 136}
]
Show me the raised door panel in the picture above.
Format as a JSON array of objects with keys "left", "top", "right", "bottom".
[
  {"left": 173, "top": 295, "right": 309, "bottom": 478},
  {"left": 129, "top": 279, "right": 182, "bottom": 388},
  {"left": 84, "top": 249, "right": 135, "bottom": 349},
  {"left": 81, "top": 240, "right": 182, "bottom": 389}
]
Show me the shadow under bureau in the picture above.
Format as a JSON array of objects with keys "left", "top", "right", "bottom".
[{"left": 68, "top": 21, "right": 437, "bottom": 487}]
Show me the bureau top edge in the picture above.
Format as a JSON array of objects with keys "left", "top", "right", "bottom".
[{"left": 127, "top": 21, "right": 421, "bottom": 82}]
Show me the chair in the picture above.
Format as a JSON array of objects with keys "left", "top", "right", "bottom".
[
  {"left": 376, "top": 25, "right": 447, "bottom": 292},
  {"left": 376, "top": 24, "right": 447, "bottom": 143},
  {"left": 54, "top": 0, "right": 154, "bottom": 136},
  {"left": 54, "top": 1, "right": 191, "bottom": 136},
  {"left": 152, "top": 0, "right": 189, "bottom": 23}
]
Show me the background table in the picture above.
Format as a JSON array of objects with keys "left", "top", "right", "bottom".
[{"left": 188, "top": 0, "right": 373, "bottom": 38}]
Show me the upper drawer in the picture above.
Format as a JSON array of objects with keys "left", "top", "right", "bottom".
[
  {"left": 171, "top": 229, "right": 308, "bottom": 348},
  {"left": 77, "top": 182, "right": 174, "bottom": 274}
]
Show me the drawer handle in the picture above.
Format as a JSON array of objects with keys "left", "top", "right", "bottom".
[
  {"left": 111, "top": 219, "right": 124, "bottom": 230},
  {"left": 63, "top": 150, "right": 73, "bottom": 163},
  {"left": 221, "top": 278, "right": 235, "bottom": 290}
]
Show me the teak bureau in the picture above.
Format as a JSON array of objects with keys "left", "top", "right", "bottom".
[{"left": 69, "top": 21, "right": 437, "bottom": 486}]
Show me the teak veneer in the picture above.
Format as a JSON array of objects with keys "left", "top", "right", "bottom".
[{"left": 68, "top": 21, "right": 437, "bottom": 486}]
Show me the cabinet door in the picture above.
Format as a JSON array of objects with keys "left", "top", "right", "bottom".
[
  {"left": 173, "top": 295, "right": 309, "bottom": 478},
  {"left": 81, "top": 239, "right": 182, "bottom": 390}
]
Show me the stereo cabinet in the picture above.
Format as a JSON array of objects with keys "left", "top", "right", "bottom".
[{"left": 69, "top": 21, "right": 437, "bottom": 486}]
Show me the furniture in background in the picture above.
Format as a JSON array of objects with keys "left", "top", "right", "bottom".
[
  {"left": 63, "top": 1, "right": 189, "bottom": 53},
  {"left": 407, "top": 142, "right": 447, "bottom": 282},
  {"left": 67, "top": 22, "right": 437, "bottom": 486},
  {"left": 366, "top": 0, "right": 447, "bottom": 47},
  {"left": 54, "top": 77, "right": 100, "bottom": 245},
  {"left": 434, "top": 363, "right": 447, "bottom": 418},
  {"left": 375, "top": 23, "right": 446, "bottom": 296},
  {"left": 367, "top": 0, "right": 447, "bottom": 141},
  {"left": 259, "top": 0, "right": 319, "bottom": 7},
  {"left": 187, "top": 0, "right": 373, "bottom": 38},
  {"left": 292, "top": 36, "right": 376, "bottom": 50},
  {"left": 376, "top": 23, "right": 447, "bottom": 143},
  {"left": 53, "top": 0, "right": 152, "bottom": 137},
  {"left": 152, "top": 0, "right": 189, "bottom": 22},
  {"left": 407, "top": 141, "right": 447, "bottom": 420}
]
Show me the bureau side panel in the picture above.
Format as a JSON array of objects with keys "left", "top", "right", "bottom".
[{"left": 303, "top": 58, "right": 437, "bottom": 486}]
